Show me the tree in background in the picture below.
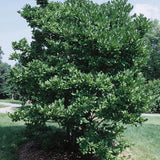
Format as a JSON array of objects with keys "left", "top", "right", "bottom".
[
  {"left": 141, "top": 20, "right": 160, "bottom": 113},
  {"left": 0, "top": 47, "right": 3, "bottom": 61},
  {"left": 143, "top": 19, "right": 160, "bottom": 80},
  {"left": 10, "top": 0, "right": 152, "bottom": 159},
  {"left": 0, "top": 47, "right": 11, "bottom": 99}
]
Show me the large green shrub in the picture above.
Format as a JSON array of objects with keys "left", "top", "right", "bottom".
[{"left": 10, "top": 0, "right": 152, "bottom": 159}]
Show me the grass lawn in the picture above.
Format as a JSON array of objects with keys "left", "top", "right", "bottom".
[
  {"left": 0, "top": 110, "right": 59, "bottom": 160},
  {"left": 0, "top": 99, "right": 21, "bottom": 104},
  {"left": 124, "top": 116, "right": 160, "bottom": 160},
  {"left": 0, "top": 108, "right": 159, "bottom": 160},
  {"left": 0, "top": 113, "right": 25, "bottom": 160},
  {"left": 0, "top": 104, "right": 9, "bottom": 108}
]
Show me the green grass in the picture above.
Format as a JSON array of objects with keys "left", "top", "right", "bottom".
[
  {"left": 124, "top": 116, "right": 160, "bottom": 160},
  {"left": 0, "top": 109, "right": 160, "bottom": 160},
  {"left": 0, "top": 112, "right": 59, "bottom": 160},
  {"left": 0, "top": 113, "right": 26, "bottom": 160},
  {"left": 0, "top": 99, "right": 22, "bottom": 104},
  {"left": 0, "top": 104, "right": 9, "bottom": 108}
]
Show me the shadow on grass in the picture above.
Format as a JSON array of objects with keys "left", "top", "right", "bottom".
[
  {"left": 0, "top": 126, "right": 26, "bottom": 160},
  {"left": 0, "top": 124, "right": 60, "bottom": 160}
]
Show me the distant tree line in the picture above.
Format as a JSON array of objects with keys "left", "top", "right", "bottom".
[
  {"left": 143, "top": 19, "right": 160, "bottom": 80},
  {"left": 0, "top": 47, "right": 11, "bottom": 99},
  {"left": 143, "top": 19, "right": 160, "bottom": 113}
]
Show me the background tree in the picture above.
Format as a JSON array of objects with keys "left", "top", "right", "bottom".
[
  {"left": 0, "top": 47, "right": 11, "bottom": 99},
  {"left": 141, "top": 20, "right": 160, "bottom": 113},
  {"left": 0, "top": 47, "right": 3, "bottom": 62},
  {"left": 10, "top": 0, "right": 152, "bottom": 159},
  {"left": 143, "top": 19, "right": 160, "bottom": 80}
]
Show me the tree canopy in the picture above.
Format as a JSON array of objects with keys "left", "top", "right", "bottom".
[{"left": 10, "top": 0, "right": 152, "bottom": 159}]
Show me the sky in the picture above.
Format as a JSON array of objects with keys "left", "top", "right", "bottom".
[{"left": 0, "top": 0, "right": 160, "bottom": 66}]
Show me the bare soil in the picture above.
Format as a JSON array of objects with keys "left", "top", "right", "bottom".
[{"left": 19, "top": 141, "right": 100, "bottom": 160}]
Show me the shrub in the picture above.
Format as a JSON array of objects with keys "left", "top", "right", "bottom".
[{"left": 10, "top": 0, "right": 152, "bottom": 159}]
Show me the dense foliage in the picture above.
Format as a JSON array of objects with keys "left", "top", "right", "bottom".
[
  {"left": 0, "top": 47, "right": 3, "bottom": 61},
  {"left": 143, "top": 20, "right": 160, "bottom": 80},
  {"left": 145, "top": 79, "right": 160, "bottom": 113},
  {"left": 10, "top": 0, "right": 152, "bottom": 159},
  {"left": 141, "top": 20, "right": 160, "bottom": 113},
  {"left": 0, "top": 47, "right": 11, "bottom": 99}
]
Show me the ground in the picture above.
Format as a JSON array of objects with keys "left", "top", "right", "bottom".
[
  {"left": 19, "top": 141, "right": 99, "bottom": 160},
  {"left": 0, "top": 101, "right": 160, "bottom": 160},
  {"left": 0, "top": 102, "right": 21, "bottom": 113}
]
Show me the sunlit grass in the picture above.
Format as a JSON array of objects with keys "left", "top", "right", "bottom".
[
  {"left": 124, "top": 116, "right": 160, "bottom": 160},
  {"left": 0, "top": 104, "right": 9, "bottom": 108},
  {"left": 0, "top": 99, "right": 22, "bottom": 104}
]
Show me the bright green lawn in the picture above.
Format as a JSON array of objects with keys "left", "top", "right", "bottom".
[
  {"left": 124, "top": 116, "right": 160, "bottom": 160},
  {"left": 0, "top": 104, "right": 9, "bottom": 108},
  {"left": 0, "top": 99, "right": 21, "bottom": 104},
  {"left": 0, "top": 113, "right": 25, "bottom": 160},
  {"left": 0, "top": 107, "right": 160, "bottom": 160}
]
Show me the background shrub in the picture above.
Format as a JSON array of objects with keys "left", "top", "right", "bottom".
[{"left": 145, "top": 79, "right": 160, "bottom": 113}]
